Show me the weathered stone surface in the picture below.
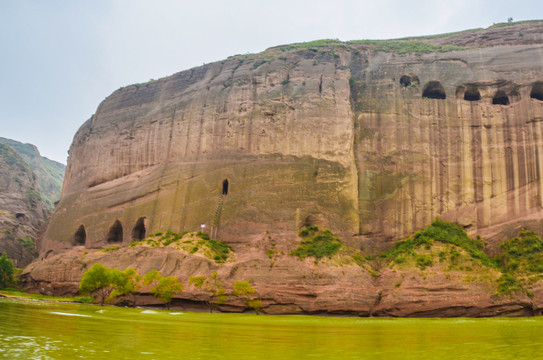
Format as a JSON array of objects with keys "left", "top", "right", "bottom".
[
  {"left": 0, "top": 137, "right": 65, "bottom": 210},
  {"left": 24, "top": 21, "right": 543, "bottom": 315},
  {"left": 0, "top": 143, "right": 50, "bottom": 266}
]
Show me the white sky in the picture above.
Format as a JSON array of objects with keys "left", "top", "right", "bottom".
[{"left": 0, "top": 0, "right": 541, "bottom": 164}]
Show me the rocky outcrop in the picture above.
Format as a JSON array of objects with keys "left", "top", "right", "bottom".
[
  {"left": 24, "top": 21, "right": 543, "bottom": 315},
  {"left": 0, "top": 143, "right": 50, "bottom": 266},
  {"left": 0, "top": 137, "right": 65, "bottom": 210}
]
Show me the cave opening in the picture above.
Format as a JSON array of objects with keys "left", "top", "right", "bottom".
[
  {"left": 400, "top": 76, "right": 411, "bottom": 87},
  {"left": 422, "top": 81, "right": 446, "bottom": 99},
  {"left": 303, "top": 215, "right": 318, "bottom": 227},
  {"left": 73, "top": 225, "right": 86, "bottom": 246},
  {"left": 464, "top": 86, "right": 481, "bottom": 101},
  {"left": 531, "top": 82, "right": 543, "bottom": 101},
  {"left": 492, "top": 90, "right": 510, "bottom": 105},
  {"left": 400, "top": 75, "right": 419, "bottom": 88},
  {"left": 107, "top": 220, "right": 123, "bottom": 244},
  {"left": 132, "top": 217, "right": 146, "bottom": 241},
  {"left": 222, "top": 179, "right": 229, "bottom": 195}
]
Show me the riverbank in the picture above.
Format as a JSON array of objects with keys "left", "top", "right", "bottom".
[{"left": 0, "top": 289, "right": 91, "bottom": 304}]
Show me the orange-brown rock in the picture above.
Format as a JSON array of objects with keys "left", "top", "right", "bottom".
[{"left": 24, "top": 21, "right": 543, "bottom": 316}]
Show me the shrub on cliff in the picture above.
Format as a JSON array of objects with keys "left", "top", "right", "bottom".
[
  {"left": 0, "top": 253, "right": 15, "bottom": 288},
  {"left": 495, "top": 229, "right": 543, "bottom": 275},
  {"left": 233, "top": 280, "right": 262, "bottom": 314},
  {"left": 382, "top": 218, "right": 494, "bottom": 268},
  {"left": 291, "top": 226, "right": 342, "bottom": 260}
]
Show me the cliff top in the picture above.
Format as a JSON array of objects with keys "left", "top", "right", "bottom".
[{"left": 267, "top": 20, "right": 543, "bottom": 54}]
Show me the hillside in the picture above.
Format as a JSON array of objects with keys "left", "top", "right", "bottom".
[
  {"left": 0, "top": 137, "right": 65, "bottom": 210},
  {"left": 0, "top": 143, "right": 50, "bottom": 266}
]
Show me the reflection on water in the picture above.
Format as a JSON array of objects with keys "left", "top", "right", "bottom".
[{"left": 1, "top": 298, "right": 543, "bottom": 359}]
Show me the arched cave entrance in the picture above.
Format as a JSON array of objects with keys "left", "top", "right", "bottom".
[
  {"left": 107, "top": 220, "right": 123, "bottom": 244},
  {"left": 73, "top": 225, "right": 86, "bottom": 246},
  {"left": 15, "top": 213, "right": 26, "bottom": 222},
  {"left": 531, "top": 82, "right": 543, "bottom": 101},
  {"left": 132, "top": 217, "right": 146, "bottom": 241},
  {"left": 463, "top": 85, "right": 481, "bottom": 101},
  {"left": 303, "top": 215, "right": 318, "bottom": 227},
  {"left": 222, "top": 179, "right": 229, "bottom": 195},
  {"left": 422, "top": 81, "right": 446, "bottom": 99},
  {"left": 492, "top": 90, "right": 510, "bottom": 105},
  {"left": 400, "top": 75, "right": 419, "bottom": 88}
]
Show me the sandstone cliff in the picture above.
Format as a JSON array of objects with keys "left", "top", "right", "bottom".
[
  {"left": 24, "top": 21, "right": 543, "bottom": 315},
  {"left": 0, "top": 143, "right": 50, "bottom": 266}
]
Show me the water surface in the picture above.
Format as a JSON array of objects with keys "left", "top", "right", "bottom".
[{"left": 1, "top": 298, "right": 542, "bottom": 359}]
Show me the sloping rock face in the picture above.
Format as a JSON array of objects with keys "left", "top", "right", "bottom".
[
  {"left": 0, "top": 143, "right": 50, "bottom": 266},
  {"left": 25, "top": 21, "right": 543, "bottom": 315},
  {"left": 0, "top": 137, "right": 65, "bottom": 210}
]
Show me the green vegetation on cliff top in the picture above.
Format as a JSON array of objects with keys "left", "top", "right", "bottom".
[{"left": 272, "top": 38, "right": 466, "bottom": 54}]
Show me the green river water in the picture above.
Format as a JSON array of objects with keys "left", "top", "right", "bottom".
[{"left": 1, "top": 298, "right": 543, "bottom": 359}]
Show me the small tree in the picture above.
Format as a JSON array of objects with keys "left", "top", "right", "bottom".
[
  {"left": 143, "top": 270, "right": 183, "bottom": 309},
  {"left": 233, "top": 280, "right": 262, "bottom": 314},
  {"left": 189, "top": 271, "right": 226, "bottom": 313},
  {"left": 80, "top": 263, "right": 118, "bottom": 305},
  {"left": 110, "top": 268, "right": 142, "bottom": 306},
  {"left": 153, "top": 276, "right": 183, "bottom": 309},
  {"left": 0, "top": 253, "right": 15, "bottom": 288}
]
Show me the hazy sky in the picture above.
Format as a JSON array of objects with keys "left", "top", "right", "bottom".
[{"left": 1, "top": 0, "right": 541, "bottom": 164}]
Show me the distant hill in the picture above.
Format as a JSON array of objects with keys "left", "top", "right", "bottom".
[
  {"left": 0, "top": 137, "right": 65, "bottom": 209},
  {"left": 0, "top": 143, "right": 50, "bottom": 266}
]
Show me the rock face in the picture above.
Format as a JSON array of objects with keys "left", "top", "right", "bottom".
[
  {"left": 0, "top": 137, "right": 65, "bottom": 210},
  {"left": 0, "top": 143, "right": 50, "bottom": 266},
  {"left": 25, "top": 21, "right": 543, "bottom": 315}
]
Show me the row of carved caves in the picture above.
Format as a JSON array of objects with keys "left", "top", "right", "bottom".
[
  {"left": 71, "top": 180, "right": 230, "bottom": 247},
  {"left": 72, "top": 217, "right": 146, "bottom": 246},
  {"left": 400, "top": 76, "right": 543, "bottom": 104}
]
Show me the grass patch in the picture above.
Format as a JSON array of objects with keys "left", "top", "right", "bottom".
[
  {"left": 100, "top": 246, "right": 120, "bottom": 252},
  {"left": 0, "top": 289, "right": 92, "bottom": 303},
  {"left": 291, "top": 226, "right": 342, "bottom": 260},
  {"left": 197, "top": 238, "right": 232, "bottom": 263},
  {"left": 348, "top": 40, "right": 467, "bottom": 54},
  {"left": 277, "top": 39, "right": 344, "bottom": 51},
  {"left": 131, "top": 231, "right": 232, "bottom": 264}
]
